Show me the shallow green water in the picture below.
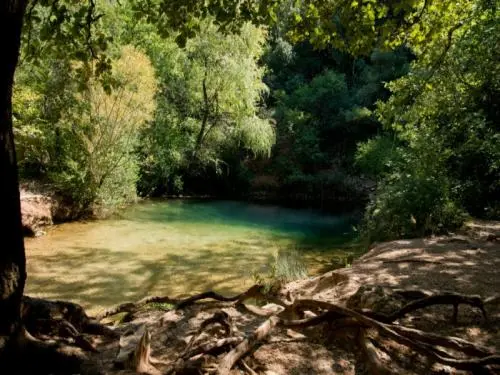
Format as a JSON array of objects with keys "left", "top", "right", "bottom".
[{"left": 25, "top": 199, "right": 357, "bottom": 313}]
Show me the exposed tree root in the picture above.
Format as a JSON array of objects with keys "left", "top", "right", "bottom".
[
  {"left": 218, "top": 316, "right": 280, "bottom": 375},
  {"left": 96, "top": 285, "right": 264, "bottom": 322},
  {"left": 358, "top": 329, "right": 395, "bottom": 375},
  {"left": 95, "top": 295, "right": 177, "bottom": 321},
  {"left": 0, "top": 327, "right": 98, "bottom": 375},
  {"left": 240, "top": 359, "right": 259, "bottom": 375},
  {"left": 382, "top": 293, "right": 488, "bottom": 323},
  {"left": 186, "top": 337, "right": 244, "bottom": 359},
  {"left": 22, "top": 287, "right": 497, "bottom": 375},
  {"left": 23, "top": 296, "right": 118, "bottom": 338},
  {"left": 389, "top": 325, "right": 493, "bottom": 358},
  {"left": 0, "top": 296, "right": 120, "bottom": 374},
  {"left": 114, "top": 326, "right": 161, "bottom": 375},
  {"left": 175, "top": 285, "right": 264, "bottom": 309},
  {"left": 279, "top": 299, "right": 500, "bottom": 372},
  {"left": 176, "top": 290, "right": 498, "bottom": 375},
  {"left": 182, "top": 311, "right": 233, "bottom": 357}
]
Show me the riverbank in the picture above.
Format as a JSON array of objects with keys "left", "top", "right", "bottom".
[
  {"left": 20, "top": 181, "right": 82, "bottom": 236},
  {"left": 33, "top": 220, "right": 499, "bottom": 375}
]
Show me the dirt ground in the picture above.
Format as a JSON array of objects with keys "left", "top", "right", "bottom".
[{"left": 88, "top": 221, "right": 500, "bottom": 374}]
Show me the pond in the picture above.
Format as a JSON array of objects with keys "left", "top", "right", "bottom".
[{"left": 25, "top": 199, "right": 358, "bottom": 314}]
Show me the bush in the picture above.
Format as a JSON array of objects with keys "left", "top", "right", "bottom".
[
  {"left": 363, "top": 174, "right": 466, "bottom": 242},
  {"left": 14, "top": 46, "right": 157, "bottom": 215}
]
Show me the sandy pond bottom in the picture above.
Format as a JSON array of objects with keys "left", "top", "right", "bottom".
[{"left": 25, "top": 199, "right": 357, "bottom": 315}]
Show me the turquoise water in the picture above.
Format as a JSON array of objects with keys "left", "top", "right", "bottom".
[{"left": 25, "top": 199, "right": 356, "bottom": 313}]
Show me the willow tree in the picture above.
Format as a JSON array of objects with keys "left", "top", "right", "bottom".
[{"left": 141, "top": 20, "right": 275, "bottom": 192}]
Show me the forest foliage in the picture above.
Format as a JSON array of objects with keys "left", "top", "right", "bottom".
[{"left": 12, "top": 0, "right": 499, "bottom": 240}]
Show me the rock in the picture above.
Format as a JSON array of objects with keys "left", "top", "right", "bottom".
[
  {"left": 346, "top": 285, "right": 405, "bottom": 315},
  {"left": 20, "top": 181, "right": 83, "bottom": 236},
  {"left": 20, "top": 193, "right": 54, "bottom": 236}
]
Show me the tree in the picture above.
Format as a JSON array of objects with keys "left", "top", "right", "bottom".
[
  {"left": 259, "top": 35, "right": 411, "bottom": 207},
  {"left": 139, "top": 20, "right": 274, "bottom": 195},
  {"left": 1, "top": 0, "right": 112, "bottom": 353},
  {"left": 358, "top": 2, "right": 499, "bottom": 240},
  {"left": 0, "top": 0, "right": 28, "bottom": 341},
  {"left": 14, "top": 44, "right": 157, "bottom": 214}
]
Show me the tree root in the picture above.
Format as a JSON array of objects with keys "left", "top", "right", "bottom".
[
  {"left": 204, "top": 291, "right": 498, "bottom": 374},
  {"left": 218, "top": 316, "right": 280, "bottom": 375},
  {"left": 358, "top": 329, "right": 395, "bottom": 375},
  {"left": 278, "top": 300, "right": 500, "bottom": 372},
  {"left": 182, "top": 311, "right": 233, "bottom": 357},
  {"left": 96, "top": 285, "right": 264, "bottom": 322},
  {"left": 95, "top": 295, "right": 177, "bottom": 321},
  {"left": 382, "top": 293, "right": 488, "bottom": 323},
  {"left": 114, "top": 326, "right": 162, "bottom": 375},
  {"left": 23, "top": 296, "right": 118, "bottom": 339},
  {"left": 186, "top": 337, "right": 244, "bottom": 359},
  {"left": 175, "top": 285, "right": 264, "bottom": 309},
  {"left": 35, "top": 286, "right": 495, "bottom": 375},
  {"left": 0, "top": 327, "right": 99, "bottom": 375}
]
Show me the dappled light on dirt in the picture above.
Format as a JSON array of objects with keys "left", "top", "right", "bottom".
[{"left": 24, "top": 200, "right": 356, "bottom": 314}]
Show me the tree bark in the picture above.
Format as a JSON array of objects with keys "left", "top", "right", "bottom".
[{"left": 0, "top": 0, "right": 28, "bottom": 339}]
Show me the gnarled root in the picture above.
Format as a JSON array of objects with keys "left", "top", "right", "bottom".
[
  {"left": 0, "top": 327, "right": 98, "bottom": 375},
  {"left": 114, "top": 325, "right": 161, "bottom": 375},
  {"left": 22, "top": 296, "right": 118, "bottom": 339},
  {"left": 218, "top": 316, "right": 280, "bottom": 375}
]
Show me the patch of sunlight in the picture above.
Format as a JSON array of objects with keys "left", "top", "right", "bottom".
[{"left": 25, "top": 199, "right": 357, "bottom": 314}]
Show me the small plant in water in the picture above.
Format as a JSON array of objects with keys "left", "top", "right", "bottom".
[
  {"left": 343, "top": 253, "right": 354, "bottom": 268},
  {"left": 252, "top": 248, "right": 308, "bottom": 293}
]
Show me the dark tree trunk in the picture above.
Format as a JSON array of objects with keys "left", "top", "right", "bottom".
[{"left": 0, "top": 0, "right": 28, "bottom": 338}]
